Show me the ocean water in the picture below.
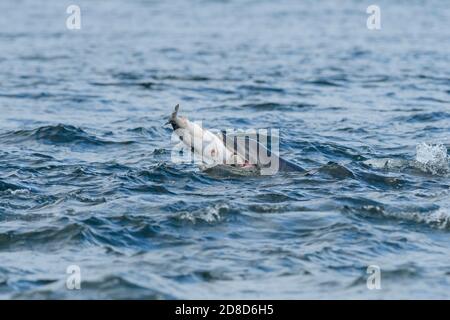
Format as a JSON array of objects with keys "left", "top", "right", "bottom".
[{"left": 0, "top": 0, "right": 449, "bottom": 299}]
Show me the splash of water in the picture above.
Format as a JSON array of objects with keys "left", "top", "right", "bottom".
[
  {"left": 415, "top": 143, "right": 449, "bottom": 175},
  {"left": 363, "top": 143, "right": 449, "bottom": 175}
]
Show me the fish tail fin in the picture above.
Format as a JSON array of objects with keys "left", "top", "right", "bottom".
[
  {"left": 165, "top": 104, "right": 180, "bottom": 126},
  {"left": 172, "top": 104, "right": 179, "bottom": 119}
]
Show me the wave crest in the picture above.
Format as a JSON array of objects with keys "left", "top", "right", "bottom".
[{"left": 1, "top": 124, "right": 132, "bottom": 146}]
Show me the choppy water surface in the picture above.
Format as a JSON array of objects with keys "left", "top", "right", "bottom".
[{"left": 0, "top": 0, "right": 449, "bottom": 299}]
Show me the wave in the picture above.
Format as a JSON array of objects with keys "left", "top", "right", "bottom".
[
  {"left": 11, "top": 275, "right": 172, "bottom": 299},
  {"left": 394, "top": 112, "right": 450, "bottom": 123},
  {"left": 126, "top": 126, "right": 162, "bottom": 137},
  {"left": 363, "top": 143, "right": 448, "bottom": 176},
  {"left": 174, "top": 203, "right": 232, "bottom": 224},
  {"left": 112, "top": 71, "right": 213, "bottom": 82},
  {"left": 392, "top": 208, "right": 450, "bottom": 230},
  {"left": 0, "top": 222, "right": 89, "bottom": 250},
  {"left": 305, "top": 79, "right": 343, "bottom": 87},
  {"left": 0, "top": 124, "right": 133, "bottom": 146},
  {"left": 0, "top": 180, "right": 28, "bottom": 192},
  {"left": 238, "top": 85, "right": 285, "bottom": 94},
  {"left": 240, "top": 102, "right": 315, "bottom": 111},
  {"left": 90, "top": 81, "right": 159, "bottom": 90},
  {"left": 343, "top": 202, "right": 450, "bottom": 230}
]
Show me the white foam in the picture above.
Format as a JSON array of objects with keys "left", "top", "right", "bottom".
[
  {"left": 4, "top": 188, "right": 30, "bottom": 196},
  {"left": 179, "top": 204, "right": 227, "bottom": 224},
  {"left": 364, "top": 143, "right": 449, "bottom": 175},
  {"left": 408, "top": 208, "right": 450, "bottom": 229},
  {"left": 382, "top": 207, "right": 450, "bottom": 230},
  {"left": 363, "top": 158, "right": 407, "bottom": 169},
  {"left": 415, "top": 143, "right": 449, "bottom": 174}
]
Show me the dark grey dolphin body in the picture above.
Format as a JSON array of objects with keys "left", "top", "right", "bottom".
[
  {"left": 278, "top": 157, "right": 305, "bottom": 172},
  {"left": 220, "top": 131, "right": 305, "bottom": 174}
]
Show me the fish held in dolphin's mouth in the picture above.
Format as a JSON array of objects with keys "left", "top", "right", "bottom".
[{"left": 167, "top": 104, "right": 248, "bottom": 169}]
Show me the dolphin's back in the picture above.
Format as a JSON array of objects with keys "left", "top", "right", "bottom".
[
  {"left": 278, "top": 157, "right": 305, "bottom": 172},
  {"left": 221, "top": 132, "right": 304, "bottom": 173}
]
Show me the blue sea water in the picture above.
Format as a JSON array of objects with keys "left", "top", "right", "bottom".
[{"left": 0, "top": 0, "right": 449, "bottom": 299}]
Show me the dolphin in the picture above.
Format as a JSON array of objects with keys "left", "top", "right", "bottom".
[{"left": 167, "top": 104, "right": 304, "bottom": 174}]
